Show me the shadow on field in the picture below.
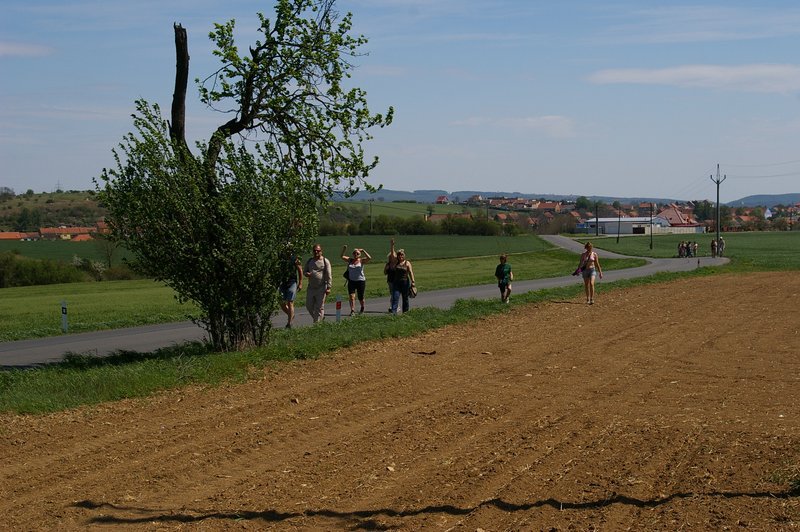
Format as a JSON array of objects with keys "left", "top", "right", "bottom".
[{"left": 75, "top": 488, "right": 799, "bottom": 527}]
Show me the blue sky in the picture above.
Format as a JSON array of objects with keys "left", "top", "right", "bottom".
[{"left": 3, "top": 1, "right": 800, "bottom": 203}]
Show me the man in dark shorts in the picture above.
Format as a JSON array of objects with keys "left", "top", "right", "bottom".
[{"left": 279, "top": 252, "right": 302, "bottom": 328}]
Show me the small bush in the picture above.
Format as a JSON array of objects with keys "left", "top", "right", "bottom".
[{"left": 72, "top": 255, "right": 105, "bottom": 281}]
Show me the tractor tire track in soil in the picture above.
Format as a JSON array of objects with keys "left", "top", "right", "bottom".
[{"left": 1, "top": 272, "right": 799, "bottom": 530}]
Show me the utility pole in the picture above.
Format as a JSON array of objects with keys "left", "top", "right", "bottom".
[
  {"left": 649, "top": 202, "right": 653, "bottom": 250},
  {"left": 710, "top": 163, "right": 726, "bottom": 245},
  {"left": 595, "top": 201, "right": 599, "bottom": 237},
  {"left": 616, "top": 207, "right": 621, "bottom": 243}
]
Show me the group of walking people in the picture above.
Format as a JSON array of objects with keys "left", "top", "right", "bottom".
[
  {"left": 677, "top": 240, "right": 699, "bottom": 258},
  {"left": 710, "top": 236, "right": 726, "bottom": 258},
  {"left": 278, "top": 238, "right": 417, "bottom": 328},
  {"left": 280, "top": 238, "right": 605, "bottom": 328}
]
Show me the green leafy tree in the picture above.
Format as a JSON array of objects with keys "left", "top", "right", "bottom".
[
  {"left": 0, "top": 187, "right": 15, "bottom": 201},
  {"left": 691, "top": 200, "right": 713, "bottom": 221},
  {"left": 15, "top": 207, "right": 42, "bottom": 231},
  {"left": 772, "top": 217, "right": 789, "bottom": 231},
  {"left": 97, "top": 0, "right": 392, "bottom": 351},
  {"left": 575, "top": 196, "right": 591, "bottom": 211}
]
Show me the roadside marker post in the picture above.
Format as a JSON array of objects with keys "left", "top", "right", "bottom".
[
  {"left": 61, "top": 300, "right": 68, "bottom": 334},
  {"left": 335, "top": 296, "right": 342, "bottom": 322}
]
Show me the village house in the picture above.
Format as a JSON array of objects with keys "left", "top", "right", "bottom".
[
  {"left": 636, "top": 202, "right": 658, "bottom": 216},
  {"left": 535, "top": 201, "right": 561, "bottom": 213},
  {"left": 0, "top": 220, "right": 108, "bottom": 242},
  {"left": 39, "top": 226, "right": 98, "bottom": 241},
  {"left": 656, "top": 204, "right": 703, "bottom": 230},
  {"left": 578, "top": 215, "right": 673, "bottom": 235}
]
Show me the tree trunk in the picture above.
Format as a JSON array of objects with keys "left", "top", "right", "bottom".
[{"left": 170, "top": 23, "right": 189, "bottom": 147}]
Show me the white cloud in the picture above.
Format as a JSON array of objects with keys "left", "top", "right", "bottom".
[
  {"left": 452, "top": 115, "right": 575, "bottom": 138},
  {"left": 588, "top": 64, "right": 800, "bottom": 94},
  {"left": 0, "top": 42, "right": 53, "bottom": 57}
]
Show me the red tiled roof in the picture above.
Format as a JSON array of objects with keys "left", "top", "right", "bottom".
[
  {"left": 39, "top": 226, "right": 95, "bottom": 235},
  {"left": 537, "top": 202, "right": 560, "bottom": 209}
]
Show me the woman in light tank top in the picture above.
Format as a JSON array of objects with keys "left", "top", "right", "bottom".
[{"left": 341, "top": 245, "right": 372, "bottom": 316}]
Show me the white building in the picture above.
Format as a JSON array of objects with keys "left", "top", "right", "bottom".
[{"left": 578, "top": 216, "right": 681, "bottom": 235}]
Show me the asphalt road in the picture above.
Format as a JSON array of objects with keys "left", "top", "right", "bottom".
[{"left": 0, "top": 235, "right": 728, "bottom": 367}]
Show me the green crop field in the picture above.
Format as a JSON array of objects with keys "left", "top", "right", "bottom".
[
  {"left": 315, "top": 234, "right": 550, "bottom": 259},
  {"left": 0, "top": 239, "right": 134, "bottom": 264},
  {"left": 334, "top": 200, "right": 475, "bottom": 219},
  {"left": 579, "top": 231, "right": 800, "bottom": 271}
]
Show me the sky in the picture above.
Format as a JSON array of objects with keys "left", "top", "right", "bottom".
[{"left": 3, "top": 1, "right": 800, "bottom": 203}]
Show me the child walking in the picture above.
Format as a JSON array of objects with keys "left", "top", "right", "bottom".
[{"left": 495, "top": 254, "right": 513, "bottom": 303}]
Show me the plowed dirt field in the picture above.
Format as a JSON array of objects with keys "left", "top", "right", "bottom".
[{"left": 2, "top": 272, "right": 799, "bottom": 530}]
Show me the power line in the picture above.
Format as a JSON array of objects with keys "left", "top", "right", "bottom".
[
  {"left": 722, "top": 158, "right": 800, "bottom": 168},
  {"left": 665, "top": 169, "right": 718, "bottom": 202},
  {"left": 726, "top": 171, "right": 800, "bottom": 179},
  {"left": 670, "top": 173, "right": 714, "bottom": 200},
  {"left": 719, "top": 158, "right": 800, "bottom": 179},
  {"left": 665, "top": 159, "right": 800, "bottom": 202}
]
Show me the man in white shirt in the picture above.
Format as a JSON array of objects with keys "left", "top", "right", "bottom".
[{"left": 303, "top": 244, "right": 332, "bottom": 323}]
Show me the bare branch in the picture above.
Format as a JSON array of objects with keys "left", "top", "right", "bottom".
[{"left": 170, "top": 23, "right": 189, "bottom": 150}]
